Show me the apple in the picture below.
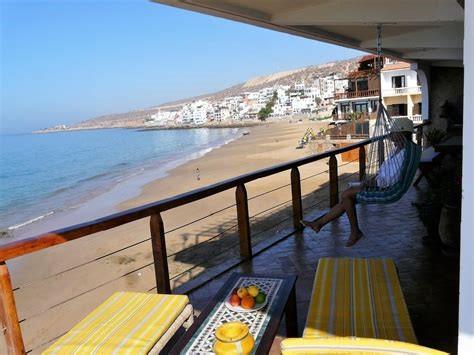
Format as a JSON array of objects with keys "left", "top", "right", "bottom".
[
  {"left": 237, "top": 287, "right": 248, "bottom": 298},
  {"left": 247, "top": 285, "right": 259, "bottom": 297},
  {"left": 230, "top": 294, "right": 241, "bottom": 307}
]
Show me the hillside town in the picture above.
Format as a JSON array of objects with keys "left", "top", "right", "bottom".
[
  {"left": 144, "top": 73, "right": 348, "bottom": 127},
  {"left": 145, "top": 56, "right": 423, "bottom": 128}
]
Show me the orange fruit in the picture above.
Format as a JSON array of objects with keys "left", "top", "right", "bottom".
[{"left": 241, "top": 295, "right": 255, "bottom": 309}]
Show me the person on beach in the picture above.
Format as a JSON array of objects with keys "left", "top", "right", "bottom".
[{"left": 302, "top": 117, "right": 414, "bottom": 247}]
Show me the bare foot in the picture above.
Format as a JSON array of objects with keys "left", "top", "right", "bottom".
[
  {"left": 301, "top": 220, "right": 322, "bottom": 233},
  {"left": 345, "top": 231, "right": 363, "bottom": 247}
]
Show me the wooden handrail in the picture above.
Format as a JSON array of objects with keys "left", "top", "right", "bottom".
[{"left": 0, "top": 121, "right": 430, "bottom": 263}]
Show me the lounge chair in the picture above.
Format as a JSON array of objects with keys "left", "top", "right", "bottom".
[
  {"left": 281, "top": 257, "right": 446, "bottom": 354},
  {"left": 42, "top": 292, "right": 193, "bottom": 354}
]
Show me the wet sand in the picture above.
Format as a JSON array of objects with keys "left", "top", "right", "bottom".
[{"left": 4, "top": 119, "right": 360, "bottom": 353}]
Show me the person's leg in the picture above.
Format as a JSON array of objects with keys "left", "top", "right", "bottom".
[
  {"left": 341, "top": 192, "right": 363, "bottom": 247},
  {"left": 302, "top": 187, "right": 360, "bottom": 233}
]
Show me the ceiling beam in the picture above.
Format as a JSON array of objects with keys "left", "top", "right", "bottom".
[
  {"left": 360, "top": 24, "right": 464, "bottom": 49},
  {"left": 403, "top": 48, "right": 463, "bottom": 60},
  {"left": 271, "top": 0, "right": 464, "bottom": 25}
]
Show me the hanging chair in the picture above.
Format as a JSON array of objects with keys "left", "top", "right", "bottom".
[{"left": 355, "top": 25, "right": 422, "bottom": 205}]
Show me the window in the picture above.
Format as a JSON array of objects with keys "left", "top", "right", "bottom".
[
  {"left": 357, "top": 80, "right": 368, "bottom": 91},
  {"left": 391, "top": 75, "right": 406, "bottom": 88},
  {"left": 413, "top": 103, "right": 422, "bottom": 115},
  {"left": 387, "top": 104, "right": 407, "bottom": 116},
  {"left": 370, "top": 100, "right": 378, "bottom": 111},
  {"left": 353, "top": 103, "right": 368, "bottom": 113}
]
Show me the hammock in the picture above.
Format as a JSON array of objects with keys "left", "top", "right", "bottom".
[{"left": 355, "top": 26, "right": 422, "bottom": 205}]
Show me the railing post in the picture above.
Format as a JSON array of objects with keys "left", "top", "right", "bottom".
[
  {"left": 416, "top": 125, "right": 423, "bottom": 146},
  {"left": 359, "top": 146, "right": 366, "bottom": 181},
  {"left": 291, "top": 167, "right": 303, "bottom": 231},
  {"left": 236, "top": 184, "right": 252, "bottom": 259},
  {"left": 329, "top": 155, "right": 339, "bottom": 207},
  {"left": 378, "top": 140, "right": 385, "bottom": 167},
  {"left": 0, "top": 262, "right": 25, "bottom": 355},
  {"left": 150, "top": 213, "right": 171, "bottom": 294}
]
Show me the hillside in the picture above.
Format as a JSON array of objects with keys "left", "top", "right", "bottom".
[{"left": 38, "top": 57, "right": 359, "bottom": 132}]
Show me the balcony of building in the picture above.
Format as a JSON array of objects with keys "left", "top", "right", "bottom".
[
  {"left": 1, "top": 122, "right": 461, "bottom": 355},
  {"left": 334, "top": 89, "right": 380, "bottom": 101},
  {"left": 383, "top": 86, "right": 422, "bottom": 97}
]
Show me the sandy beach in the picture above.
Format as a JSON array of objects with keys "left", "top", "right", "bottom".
[{"left": 4, "top": 119, "right": 361, "bottom": 353}]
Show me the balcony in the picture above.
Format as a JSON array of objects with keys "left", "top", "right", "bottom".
[
  {"left": 0, "top": 122, "right": 457, "bottom": 354},
  {"left": 384, "top": 86, "right": 422, "bottom": 96},
  {"left": 190, "top": 184, "right": 459, "bottom": 354},
  {"left": 392, "top": 114, "right": 424, "bottom": 123},
  {"left": 334, "top": 89, "right": 380, "bottom": 100}
]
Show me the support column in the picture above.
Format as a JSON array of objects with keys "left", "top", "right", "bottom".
[
  {"left": 411, "top": 63, "right": 430, "bottom": 121},
  {"left": 459, "top": 2, "right": 473, "bottom": 353}
]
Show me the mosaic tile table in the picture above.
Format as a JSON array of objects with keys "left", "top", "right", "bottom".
[{"left": 171, "top": 273, "right": 297, "bottom": 355}]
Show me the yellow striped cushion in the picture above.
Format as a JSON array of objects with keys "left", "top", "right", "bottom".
[
  {"left": 304, "top": 258, "right": 417, "bottom": 344},
  {"left": 43, "top": 292, "right": 189, "bottom": 355},
  {"left": 281, "top": 338, "right": 447, "bottom": 354}
]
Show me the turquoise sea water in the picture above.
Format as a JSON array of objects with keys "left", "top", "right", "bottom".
[{"left": 0, "top": 128, "right": 240, "bottom": 237}]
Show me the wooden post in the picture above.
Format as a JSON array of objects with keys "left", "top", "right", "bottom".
[
  {"left": 291, "top": 167, "right": 303, "bottom": 231},
  {"left": 236, "top": 184, "right": 252, "bottom": 259},
  {"left": 416, "top": 126, "right": 423, "bottom": 146},
  {"left": 329, "top": 155, "right": 339, "bottom": 207},
  {"left": 150, "top": 214, "right": 171, "bottom": 294},
  {"left": 359, "top": 146, "right": 366, "bottom": 181},
  {"left": 0, "top": 262, "right": 25, "bottom": 355}
]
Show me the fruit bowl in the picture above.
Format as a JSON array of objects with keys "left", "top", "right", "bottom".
[{"left": 224, "top": 296, "right": 268, "bottom": 313}]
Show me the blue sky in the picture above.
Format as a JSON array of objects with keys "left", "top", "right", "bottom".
[{"left": 1, "top": 0, "right": 362, "bottom": 134}]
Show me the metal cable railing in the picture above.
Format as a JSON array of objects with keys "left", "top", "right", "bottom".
[
  {"left": 14, "top": 158, "right": 359, "bottom": 331},
  {"left": 2, "top": 122, "right": 429, "bottom": 355}
]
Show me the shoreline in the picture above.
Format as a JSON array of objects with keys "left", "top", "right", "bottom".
[
  {"left": 32, "top": 120, "right": 268, "bottom": 134},
  {"left": 3, "top": 127, "right": 244, "bottom": 241}
]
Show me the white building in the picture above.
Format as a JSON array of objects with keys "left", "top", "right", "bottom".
[
  {"left": 381, "top": 59, "right": 422, "bottom": 123},
  {"left": 145, "top": 110, "right": 177, "bottom": 126},
  {"left": 319, "top": 75, "right": 336, "bottom": 99},
  {"left": 181, "top": 100, "right": 211, "bottom": 125}
]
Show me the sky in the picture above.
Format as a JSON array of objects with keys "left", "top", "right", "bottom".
[{"left": 0, "top": 0, "right": 362, "bottom": 134}]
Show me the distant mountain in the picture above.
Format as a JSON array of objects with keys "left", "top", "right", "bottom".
[{"left": 37, "top": 57, "right": 360, "bottom": 132}]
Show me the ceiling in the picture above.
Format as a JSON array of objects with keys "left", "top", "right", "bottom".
[{"left": 152, "top": 0, "right": 464, "bottom": 67}]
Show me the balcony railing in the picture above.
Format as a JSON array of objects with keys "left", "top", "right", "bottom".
[
  {"left": 392, "top": 114, "right": 424, "bottom": 123},
  {"left": 0, "top": 122, "right": 429, "bottom": 354},
  {"left": 384, "top": 86, "right": 422, "bottom": 96},
  {"left": 334, "top": 89, "right": 380, "bottom": 100}
]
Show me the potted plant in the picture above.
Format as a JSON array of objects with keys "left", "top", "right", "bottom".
[{"left": 425, "top": 128, "right": 446, "bottom": 146}]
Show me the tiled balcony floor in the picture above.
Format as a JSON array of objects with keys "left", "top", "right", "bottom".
[{"left": 188, "top": 183, "right": 460, "bottom": 354}]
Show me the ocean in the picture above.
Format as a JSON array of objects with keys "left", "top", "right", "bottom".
[{"left": 0, "top": 128, "right": 240, "bottom": 240}]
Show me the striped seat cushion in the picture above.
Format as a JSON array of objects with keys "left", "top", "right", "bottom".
[
  {"left": 43, "top": 292, "right": 189, "bottom": 355},
  {"left": 281, "top": 338, "right": 447, "bottom": 354},
  {"left": 304, "top": 258, "right": 417, "bottom": 344}
]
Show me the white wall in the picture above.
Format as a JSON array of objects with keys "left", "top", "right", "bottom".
[
  {"left": 459, "top": 2, "right": 473, "bottom": 353},
  {"left": 380, "top": 68, "right": 418, "bottom": 91}
]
